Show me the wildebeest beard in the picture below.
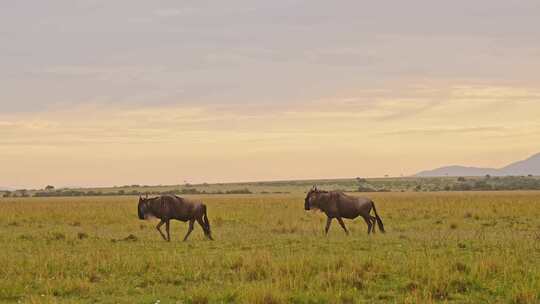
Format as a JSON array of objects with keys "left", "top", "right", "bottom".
[
  {"left": 138, "top": 198, "right": 159, "bottom": 220},
  {"left": 305, "top": 188, "right": 327, "bottom": 211},
  {"left": 138, "top": 204, "right": 144, "bottom": 219}
]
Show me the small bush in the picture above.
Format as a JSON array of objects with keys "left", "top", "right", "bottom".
[
  {"left": 350, "top": 275, "right": 364, "bottom": 290},
  {"left": 450, "top": 279, "right": 474, "bottom": 294},
  {"left": 511, "top": 291, "right": 537, "bottom": 304},
  {"left": 340, "top": 294, "right": 354, "bottom": 304},
  {"left": 246, "top": 264, "right": 268, "bottom": 281},
  {"left": 454, "top": 262, "right": 470, "bottom": 273},
  {"left": 431, "top": 286, "right": 449, "bottom": 300},
  {"left": 123, "top": 234, "right": 138, "bottom": 242},
  {"left": 261, "top": 293, "right": 281, "bottom": 304},
  {"left": 225, "top": 188, "right": 252, "bottom": 194},
  {"left": 89, "top": 274, "right": 100, "bottom": 283},
  {"left": 189, "top": 295, "right": 209, "bottom": 304},
  {"left": 404, "top": 281, "right": 419, "bottom": 292},
  {"left": 230, "top": 258, "right": 243, "bottom": 272},
  {"left": 18, "top": 234, "right": 33, "bottom": 241},
  {"left": 50, "top": 232, "right": 66, "bottom": 240}
]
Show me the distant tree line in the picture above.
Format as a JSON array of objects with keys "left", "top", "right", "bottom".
[
  {"left": 353, "top": 175, "right": 540, "bottom": 192},
  {"left": 445, "top": 176, "right": 540, "bottom": 191},
  {"left": 2, "top": 190, "right": 30, "bottom": 198},
  {"left": 21, "top": 187, "right": 254, "bottom": 197},
  {"left": 2, "top": 176, "right": 539, "bottom": 198},
  {"left": 402, "top": 176, "right": 540, "bottom": 192}
]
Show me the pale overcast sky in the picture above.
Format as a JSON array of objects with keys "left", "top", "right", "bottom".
[{"left": 1, "top": 1, "right": 540, "bottom": 188}]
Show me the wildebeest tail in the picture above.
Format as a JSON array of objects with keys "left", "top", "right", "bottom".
[
  {"left": 371, "top": 201, "right": 385, "bottom": 233},
  {"left": 202, "top": 204, "right": 211, "bottom": 233}
]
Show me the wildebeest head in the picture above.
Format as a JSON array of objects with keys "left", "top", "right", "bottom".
[
  {"left": 304, "top": 186, "right": 318, "bottom": 210},
  {"left": 137, "top": 195, "right": 150, "bottom": 220}
]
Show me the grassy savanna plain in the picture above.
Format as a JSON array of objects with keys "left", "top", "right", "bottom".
[{"left": 1, "top": 192, "right": 540, "bottom": 303}]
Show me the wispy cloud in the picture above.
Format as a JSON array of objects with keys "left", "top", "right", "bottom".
[
  {"left": 2, "top": 83, "right": 540, "bottom": 188},
  {"left": 2, "top": 84, "right": 539, "bottom": 145},
  {"left": 380, "top": 126, "right": 507, "bottom": 136}
]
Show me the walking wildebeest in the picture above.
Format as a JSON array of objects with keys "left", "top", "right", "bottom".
[
  {"left": 304, "top": 186, "right": 385, "bottom": 235},
  {"left": 137, "top": 194, "right": 213, "bottom": 241}
]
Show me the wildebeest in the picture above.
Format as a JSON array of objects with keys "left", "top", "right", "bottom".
[
  {"left": 137, "top": 194, "right": 213, "bottom": 241},
  {"left": 304, "top": 186, "right": 385, "bottom": 235}
]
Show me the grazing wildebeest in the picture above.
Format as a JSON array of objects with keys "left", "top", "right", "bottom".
[
  {"left": 304, "top": 186, "right": 385, "bottom": 235},
  {"left": 137, "top": 194, "right": 213, "bottom": 241}
]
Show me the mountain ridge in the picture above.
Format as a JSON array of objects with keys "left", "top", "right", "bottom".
[{"left": 416, "top": 152, "right": 540, "bottom": 177}]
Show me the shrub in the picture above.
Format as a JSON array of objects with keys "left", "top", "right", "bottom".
[
  {"left": 225, "top": 188, "right": 252, "bottom": 194},
  {"left": 50, "top": 232, "right": 66, "bottom": 240},
  {"left": 358, "top": 186, "right": 376, "bottom": 192}
]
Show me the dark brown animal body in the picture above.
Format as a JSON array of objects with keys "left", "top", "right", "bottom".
[
  {"left": 304, "top": 187, "right": 385, "bottom": 235},
  {"left": 138, "top": 195, "right": 213, "bottom": 241}
]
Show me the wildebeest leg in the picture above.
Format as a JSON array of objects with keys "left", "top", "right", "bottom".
[
  {"left": 183, "top": 219, "right": 195, "bottom": 241},
  {"left": 370, "top": 216, "right": 377, "bottom": 234},
  {"left": 337, "top": 217, "right": 349, "bottom": 235},
  {"left": 362, "top": 216, "right": 373, "bottom": 234},
  {"left": 156, "top": 220, "right": 167, "bottom": 241},
  {"left": 196, "top": 217, "right": 211, "bottom": 240},
  {"left": 165, "top": 220, "right": 171, "bottom": 241},
  {"left": 325, "top": 217, "right": 333, "bottom": 235}
]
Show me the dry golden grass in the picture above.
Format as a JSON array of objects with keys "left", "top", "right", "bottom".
[{"left": 1, "top": 192, "right": 539, "bottom": 303}]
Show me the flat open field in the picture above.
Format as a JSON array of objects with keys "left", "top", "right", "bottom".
[{"left": 1, "top": 192, "right": 539, "bottom": 303}]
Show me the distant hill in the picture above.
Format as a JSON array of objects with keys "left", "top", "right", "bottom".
[{"left": 416, "top": 152, "right": 540, "bottom": 177}]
